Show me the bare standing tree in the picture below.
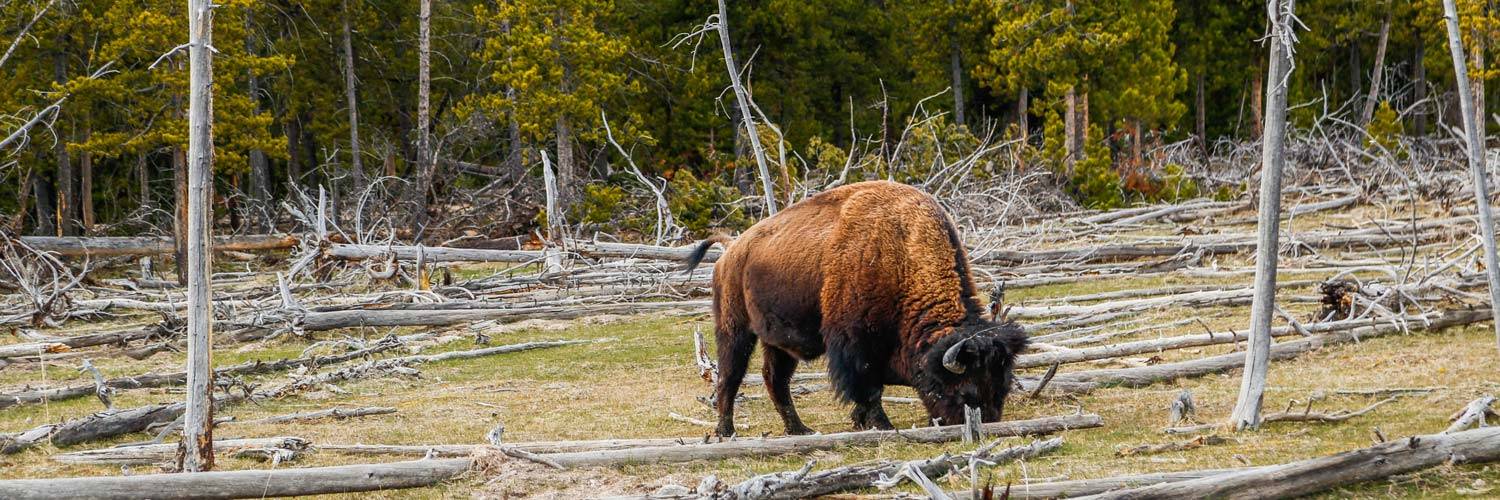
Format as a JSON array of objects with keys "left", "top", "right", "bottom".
[
  {"left": 410, "top": 0, "right": 432, "bottom": 228},
  {"left": 1358, "top": 5, "right": 1392, "bottom": 128},
  {"left": 715, "top": 0, "right": 777, "bottom": 214},
  {"left": 179, "top": 0, "right": 216, "bottom": 472},
  {"left": 1444, "top": 0, "right": 1500, "bottom": 353},
  {"left": 341, "top": 0, "right": 365, "bottom": 200},
  {"left": 1230, "top": 0, "right": 1296, "bottom": 431}
]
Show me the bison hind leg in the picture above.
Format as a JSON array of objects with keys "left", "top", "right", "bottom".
[
  {"left": 714, "top": 322, "right": 758, "bottom": 437},
  {"left": 827, "top": 346, "right": 895, "bottom": 431},
  {"left": 763, "top": 345, "right": 814, "bottom": 435}
]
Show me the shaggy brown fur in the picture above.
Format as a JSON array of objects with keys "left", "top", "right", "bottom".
[{"left": 686, "top": 181, "right": 1026, "bottom": 436}]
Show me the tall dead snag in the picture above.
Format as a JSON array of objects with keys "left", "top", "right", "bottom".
[
  {"left": 715, "top": 0, "right": 777, "bottom": 214},
  {"left": 409, "top": 0, "right": 433, "bottom": 227},
  {"left": 1230, "top": 0, "right": 1296, "bottom": 431},
  {"left": 341, "top": 0, "right": 365, "bottom": 199},
  {"left": 1357, "top": 6, "right": 1392, "bottom": 128},
  {"left": 180, "top": 0, "right": 216, "bottom": 472},
  {"left": 1444, "top": 0, "right": 1500, "bottom": 353}
]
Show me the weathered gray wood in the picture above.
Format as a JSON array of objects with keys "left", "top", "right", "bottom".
[
  {"left": 52, "top": 437, "right": 309, "bottom": 465},
  {"left": 716, "top": 0, "right": 776, "bottom": 213},
  {"left": 1444, "top": 0, "right": 1500, "bottom": 353},
  {"left": 1445, "top": 395, "right": 1495, "bottom": 434},
  {"left": 721, "top": 437, "right": 1063, "bottom": 499},
  {"left": 298, "top": 301, "right": 707, "bottom": 330},
  {"left": 1231, "top": 0, "right": 1292, "bottom": 431},
  {"left": 540, "top": 414, "right": 1100, "bottom": 467},
  {"left": 17, "top": 235, "right": 297, "bottom": 257},
  {"left": 182, "top": 0, "right": 217, "bottom": 472},
  {"left": 1, "top": 401, "right": 188, "bottom": 454},
  {"left": 950, "top": 468, "right": 1257, "bottom": 499},
  {"left": 326, "top": 243, "right": 538, "bottom": 263},
  {"left": 1, "top": 339, "right": 400, "bottom": 410},
  {"left": 1080, "top": 427, "right": 1500, "bottom": 499},
  {"left": 0, "top": 457, "right": 473, "bottom": 499},
  {"left": 1050, "top": 308, "right": 1489, "bottom": 390},
  {"left": 226, "top": 406, "right": 395, "bottom": 426}
]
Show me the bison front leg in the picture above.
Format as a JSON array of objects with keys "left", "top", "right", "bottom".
[
  {"left": 714, "top": 325, "right": 757, "bottom": 437},
  {"left": 828, "top": 348, "right": 895, "bottom": 431},
  {"left": 763, "top": 346, "right": 814, "bottom": 435}
]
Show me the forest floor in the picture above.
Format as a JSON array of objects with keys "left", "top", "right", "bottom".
[{"left": 3, "top": 197, "right": 1499, "bottom": 498}]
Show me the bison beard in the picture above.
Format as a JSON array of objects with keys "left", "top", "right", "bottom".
[{"left": 687, "top": 181, "right": 1027, "bottom": 436}]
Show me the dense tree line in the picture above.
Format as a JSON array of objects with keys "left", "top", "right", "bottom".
[{"left": 0, "top": 0, "right": 1493, "bottom": 239}]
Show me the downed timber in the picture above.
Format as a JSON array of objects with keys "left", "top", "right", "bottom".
[
  {"left": 539, "top": 414, "right": 1100, "bottom": 467},
  {"left": 1048, "top": 308, "right": 1489, "bottom": 391},
  {"left": 0, "top": 336, "right": 402, "bottom": 410},
  {"left": 1078, "top": 426, "right": 1500, "bottom": 499},
  {"left": 974, "top": 216, "right": 1470, "bottom": 265},
  {"left": 299, "top": 301, "right": 708, "bottom": 331},
  {"left": 52, "top": 437, "right": 310, "bottom": 465},
  {"left": 259, "top": 339, "right": 597, "bottom": 399},
  {"left": 0, "top": 457, "right": 474, "bottom": 499},
  {"left": 709, "top": 437, "right": 1063, "bottom": 500},
  {"left": 0, "top": 323, "right": 174, "bottom": 360},
  {"left": 325, "top": 240, "right": 721, "bottom": 264},
  {"left": 225, "top": 406, "right": 396, "bottom": 426},
  {"left": 19, "top": 234, "right": 298, "bottom": 258},
  {"left": 0, "top": 401, "right": 189, "bottom": 454},
  {"left": 319, "top": 414, "right": 1100, "bottom": 465},
  {"left": 948, "top": 468, "right": 1258, "bottom": 499},
  {"left": 1016, "top": 315, "right": 1408, "bottom": 369}
]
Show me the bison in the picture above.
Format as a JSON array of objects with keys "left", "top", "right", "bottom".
[{"left": 685, "top": 180, "right": 1027, "bottom": 437}]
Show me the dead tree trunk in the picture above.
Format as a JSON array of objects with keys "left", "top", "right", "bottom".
[
  {"left": 1444, "top": 0, "right": 1500, "bottom": 353},
  {"left": 1230, "top": 0, "right": 1294, "bottom": 431},
  {"left": 1359, "top": 7, "right": 1392, "bottom": 128},
  {"left": 180, "top": 0, "right": 216, "bottom": 472},
  {"left": 716, "top": 0, "right": 777, "bottom": 214},
  {"left": 409, "top": 0, "right": 432, "bottom": 227},
  {"left": 1196, "top": 72, "right": 1208, "bottom": 159},
  {"left": 53, "top": 47, "right": 77, "bottom": 236},
  {"left": 244, "top": 15, "right": 270, "bottom": 232},
  {"left": 947, "top": 0, "right": 964, "bottom": 125},
  {"left": 341, "top": 0, "right": 364, "bottom": 200},
  {"left": 1413, "top": 34, "right": 1428, "bottom": 136}
]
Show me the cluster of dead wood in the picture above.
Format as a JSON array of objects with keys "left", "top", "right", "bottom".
[{"left": 2, "top": 184, "right": 1500, "bottom": 498}]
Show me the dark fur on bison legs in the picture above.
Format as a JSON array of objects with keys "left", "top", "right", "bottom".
[
  {"left": 764, "top": 346, "right": 815, "bottom": 435},
  {"left": 714, "top": 325, "right": 757, "bottom": 437}
]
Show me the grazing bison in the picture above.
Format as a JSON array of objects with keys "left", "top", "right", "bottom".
[{"left": 685, "top": 180, "right": 1027, "bottom": 436}]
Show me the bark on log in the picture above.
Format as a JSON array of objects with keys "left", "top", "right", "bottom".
[
  {"left": 0, "top": 401, "right": 188, "bottom": 454},
  {"left": 0, "top": 457, "right": 472, "bottom": 499},
  {"left": 1079, "top": 427, "right": 1500, "bottom": 499}
]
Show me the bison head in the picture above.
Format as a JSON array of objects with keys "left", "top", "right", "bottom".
[{"left": 915, "top": 320, "right": 1027, "bottom": 426}]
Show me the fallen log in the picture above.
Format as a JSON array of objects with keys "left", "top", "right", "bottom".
[
  {"left": 319, "top": 414, "right": 1100, "bottom": 465},
  {"left": 948, "top": 468, "right": 1258, "bottom": 499},
  {"left": 19, "top": 234, "right": 298, "bottom": 258},
  {"left": 1048, "top": 308, "right": 1489, "bottom": 390},
  {"left": 0, "top": 457, "right": 473, "bottom": 499},
  {"left": 0, "top": 401, "right": 188, "bottom": 454},
  {"left": 539, "top": 414, "right": 1101, "bottom": 467},
  {"left": 298, "top": 301, "right": 707, "bottom": 331},
  {"left": 0, "top": 323, "right": 175, "bottom": 360},
  {"left": 1079, "top": 426, "right": 1500, "bottom": 499},
  {"left": 712, "top": 437, "right": 1063, "bottom": 500},
  {"left": 225, "top": 406, "right": 396, "bottom": 426},
  {"left": 0, "top": 337, "right": 402, "bottom": 410},
  {"left": 51, "top": 437, "right": 310, "bottom": 465}
]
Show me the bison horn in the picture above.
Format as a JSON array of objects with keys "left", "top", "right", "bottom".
[{"left": 942, "top": 339, "right": 968, "bottom": 374}]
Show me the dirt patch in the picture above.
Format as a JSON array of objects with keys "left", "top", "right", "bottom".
[{"left": 471, "top": 448, "right": 698, "bottom": 499}]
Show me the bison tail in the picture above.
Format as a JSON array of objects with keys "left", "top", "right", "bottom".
[{"left": 684, "top": 234, "right": 733, "bottom": 274}]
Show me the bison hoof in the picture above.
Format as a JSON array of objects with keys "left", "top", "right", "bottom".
[{"left": 785, "top": 424, "right": 816, "bottom": 436}]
